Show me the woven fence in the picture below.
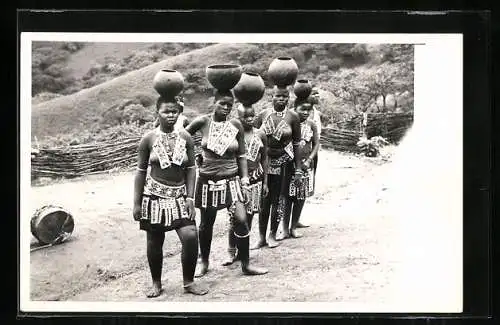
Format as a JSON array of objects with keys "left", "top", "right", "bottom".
[
  {"left": 31, "top": 112, "right": 412, "bottom": 180},
  {"left": 345, "top": 112, "right": 414, "bottom": 144},
  {"left": 31, "top": 129, "right": 361, "bottom": 179}
]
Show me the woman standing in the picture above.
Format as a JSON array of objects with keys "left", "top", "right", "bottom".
[
  {"left": 252, "top": 86, "right": 303, "bottom": 249},
  {"left": 133, "top": 96, "right": 208, "bottom": 298},
  {"left": 185, "top": 90, "right": 268, "bottom": 277},
  {"left": 280, "top": 98, "right": 320, "bottom": 239},
  {"left": 222, "top": 104, "right": 269, "bottom": 265}
]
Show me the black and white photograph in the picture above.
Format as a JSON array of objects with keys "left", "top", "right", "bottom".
[{"left": 20, "top": 32, "right": 463, "bottom": 313}]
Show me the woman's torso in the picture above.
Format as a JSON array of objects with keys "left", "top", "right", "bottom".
[
  {"left": 244, "top": 128, "right": 263, "bottom": 173},
  {"left": 148, "top": 128, "right": 190, "bottom": 185},
  {"left": 199, "top": 115, "right": 240, "bottom": 177},
  {"left": 260, "top": 108, "right": 294, "bottom": 158},
  {"left": 297, "top": 121, "right": 314, "bottom": 160}
]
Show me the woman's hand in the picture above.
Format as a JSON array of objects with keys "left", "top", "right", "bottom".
[
  {"left": 302, "top": 158, "right": 311, "bottom": 170},
  {"left": 240, "top": 177, "right": 251, "bottom": 204},
  {"left": 186, "top": 198, "right": 196, "bottom": 220},
  {"left": 242, "top": 186, "right": 251, "bottom": 204},
  {"left": 133, "top": 204, "right": 142, "bottom": 221},
  {"left": 294, "top": 170, "right": 304, "bottom": 187},
  {"left": 262, "top": 183, "right": 269, "bottom": 197}
]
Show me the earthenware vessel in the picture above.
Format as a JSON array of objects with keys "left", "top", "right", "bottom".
[
  {"left": 267, "top": 57, "right": 299, "bottom": 88},
  {"left": 205, "top": 64, "right": 243, "bottom": 91},
  {"left": 233, "top": 72, "right": 266, "bottom": 106}
]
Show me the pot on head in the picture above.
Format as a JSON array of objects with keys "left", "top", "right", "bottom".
[
  {"left": 233, "top": 72, "right": 265, "bottom": 106},
  {"left": 153, "top": 69, "right": 184, "bottom": 99},
  {"left": 267, "top": 57, "right": 299, "bottom": 88},
  {"left": 206, "top": 64, "right": 242, "bottom": 91},
  {"left": 293, "top": 79, "right": 312, "bottom": 100}
]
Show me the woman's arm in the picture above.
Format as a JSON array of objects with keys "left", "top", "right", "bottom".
[
  {"left": 254, "top": 110, "right": 265, "bottom": 129},
  {"left": 182, "top": 130, "right": 196, "bottom": 199},
  {"left": 289, "top": 111, "right": 303, "bottom": 171},
  {"left": 184, "top": 115, "right": 206, "bottom": 135},
  {"left": 182, "top": 115, "right": 190, "bottom": 128},
  {"left": 307, "top": 122, "right": 320, "bottom": 163},
  {"left": 259, "top": 129, "right": 269, "bottom": 187},
  {"left": 133, "top": 134, "right": 151, "bottom": 219},
  {"left": 232, "top": 119, "right": 249, "bottom": 181}
]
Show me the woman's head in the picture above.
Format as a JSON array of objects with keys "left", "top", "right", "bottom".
[
  {"left": 272, "top": 86, "right": 290, "bottom": 110},
  {"left": 310, "top": 87, "right": 320, "bottom": 105},
  {"left": 213, "top": 89, "right": 234, "bottom": 118},
  {"left": 294, "top": 98, "right": 313, "bottom": 122},
  {"left": 236, "top": 103, "right": 255, "bottom": 129},
  {"left": 156, "top": 96, "right": 183, "bottom": 127}
]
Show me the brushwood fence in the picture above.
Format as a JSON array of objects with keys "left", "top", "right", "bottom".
[
  {"left": 31, "top": 112, "right": 412, "bottom": 180},
  {"left": 344, "top": 112, "right": 414, "bottom": 144}
]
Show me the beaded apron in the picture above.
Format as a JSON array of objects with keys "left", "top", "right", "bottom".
[{"left": 141, "top": 175, "right": 190, "bottom": 227}]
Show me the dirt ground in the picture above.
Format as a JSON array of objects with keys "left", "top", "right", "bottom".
[{"left": 28, "top": 147, "right": 403, "bottom": 304}]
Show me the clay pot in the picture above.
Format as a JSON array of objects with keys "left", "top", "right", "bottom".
[
  {"left": 293, "top": 79, "right": 312, "bottom": 100},
  {"left": 233, "top": 72, "right": 265, "bottom": 106},
  {"left": 267, "top": 57, "right": 299, "bottom": 88},
  {"left": 206, "top": 64, "right": 242, "bottom": 91},
  {"left": 153, "top": 69, "right": 184, "bottom": 98}
]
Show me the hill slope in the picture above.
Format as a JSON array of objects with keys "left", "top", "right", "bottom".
[
  {"left": 31, "top": 43, "right": 256, "bottom": 139},
  {"left": 65, "top": 42, "right": 160, "bottom": 79}
]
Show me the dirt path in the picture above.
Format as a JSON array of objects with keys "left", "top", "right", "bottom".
[{"left": 28, "top": 148, "right": 401, "bottom": 303}]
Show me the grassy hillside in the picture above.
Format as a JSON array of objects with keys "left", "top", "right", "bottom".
[
  {"left": 65, "top": 42, "right": 160, "bottom": 79},
  {"left": 31, "top": 42, "right": 414, "bottom": 146},
  {"left": 31, "top": 43, "right": 255, "bottom": 139}
]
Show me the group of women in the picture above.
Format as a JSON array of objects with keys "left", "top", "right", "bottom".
[{"left": 132, "top": 73, "right": 321, "bottom": 298}]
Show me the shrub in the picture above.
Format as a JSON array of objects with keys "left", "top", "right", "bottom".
[{"left": 357, "top": 135, "right": 389, "bottom": 157}]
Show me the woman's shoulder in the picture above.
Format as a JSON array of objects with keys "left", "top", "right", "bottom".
[
  {"left": 287, "top": 109, "right": 300, "bottom": 119},
  {"left": 178, "top": 128, "right": 195, "bottom": 142},
  {"left": 257, "top": 107, "right": 272, "bottom": 117},
  {"left": 188, "top": 114, "right": 210, "bottom": 126},
  {"left": 138, "top": 128, "right": 156, "bottom": 147},
  {"left": 142, "top": 128, "right": 157, "bottom": 140},
  {"left": 229, "top": 118, "right": 244, "bottom": 130}
]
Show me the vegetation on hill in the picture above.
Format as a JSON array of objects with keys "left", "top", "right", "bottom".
[
  {"left": 32, "top": 42, "right": 212, "bottom": 98},
  {"left": 31, "top": 42, "right": 413, "bottom": 148}
]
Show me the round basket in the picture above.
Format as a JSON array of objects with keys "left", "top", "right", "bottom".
[{"left": 30, "top": 205, "right": 75, "bottom": 245}]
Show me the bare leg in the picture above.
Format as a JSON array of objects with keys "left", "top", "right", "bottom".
[
  {"left": 278, "top": 197, "right": 293, "bottom": 240},
  {"left": 146, "top": 231, "right": 165, "bottom": 298},
  {"left": 252, "top": 174, "right": 276, "bottom": 249},
  {"left": 176, "top": 224, "right": 209, "bottom": 295},
  {"left": 195, "top": 208, "right": 217, "bottom": 278},
  {"left": 266, "top": 174, "right": 283, "bottom": 248},
  {"left": 232, "top": 201, "right": 268, "bottom": 275},
  {"left": 297, "top": 162, "right": 316, "bottom": 229},
  {"left": 290, "top": 199, "right": 306, "bottom": 238},
  {"left": 222, "top": 219, "right": 237, "bottom": 266}
]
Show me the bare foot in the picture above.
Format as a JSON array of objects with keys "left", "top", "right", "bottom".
[
  {"left": 183, "top": 282, "right": 209, "bottom": 295},
  {"left": 290, "top": 229, "right": 303, "bottom": 238},
  {"left": 242, "top": 264, "right": 268, "bottom": 276},
  {"left": 250, "top": 240, "right": 267, "bottom": 250},
  {"left": 194, "top": 261, "right": 209, "bottom": 278},
  {"left": 222, "top": 251, "right": 236, "bottom": 266},
  {"left": 146, "top": 281, "right": 163, "bottom": 298},
  {"left": 296, "top": 222, "right": 309, "bottom": 228},
  {"left": 277, "top": 231, "right": 291, "bottom": 241},
  {"left": 267, "top": 235, "right": 280, "bottom": 248}
]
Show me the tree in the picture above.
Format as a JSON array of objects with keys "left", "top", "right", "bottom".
[
  {"left": 325, "top": 68, "right": 378, "bottom": 113},
  {"left": 367, "top": 61, "right": 414, "bottom": 112}
]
